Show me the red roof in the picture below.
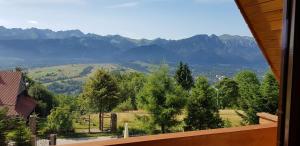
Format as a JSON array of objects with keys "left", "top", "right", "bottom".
[
  {"left": 0, "top": 71, "right": 22, "bottom": 105},
  {"left": 0, "top": 71, "right": 36, "bottom": 118}
]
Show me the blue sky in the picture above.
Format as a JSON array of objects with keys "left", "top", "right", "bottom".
[{"left": 0, "top": 0, "right": 251, "bottom": 39}]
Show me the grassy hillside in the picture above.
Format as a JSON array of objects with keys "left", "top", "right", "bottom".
[
  {"left": 27, "top": 62, "right": 267, "bottom": 95},
  {"left": 28, "top": 64, "right": 136, "bottom": 95}
]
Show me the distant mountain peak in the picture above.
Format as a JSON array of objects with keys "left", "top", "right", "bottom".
[{"left": 0, "top": 26, "right": 266, "bottom": 69}]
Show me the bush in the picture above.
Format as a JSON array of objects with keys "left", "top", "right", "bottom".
[
  {"left": 6, "top": 119, "right": 32, "bottom": 146},
  {"left": 0, "top": 108, "right": 8, "bottom": 145},
  {"left": 43, "top": 105, "right": 74, "bottom": 135},
  {"left": 113, "top": 99, "right": 134, "bottom": 112}
]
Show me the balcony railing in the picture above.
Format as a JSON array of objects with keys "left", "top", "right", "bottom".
[{"left": 62, "top": 113, "right": 277, "bottom": 146}]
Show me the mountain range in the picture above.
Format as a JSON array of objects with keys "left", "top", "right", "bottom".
[{"left": 0, "top": 26, "right": 267, "bottom": 70}]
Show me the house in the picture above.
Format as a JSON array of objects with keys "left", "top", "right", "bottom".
[
  {"left": 63, "top": 0, "right": 300, "bottom": 146},
  {"left": 0, "top": 71, "right": 36, "bottom": 119}
]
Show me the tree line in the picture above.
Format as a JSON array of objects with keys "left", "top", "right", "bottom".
[
  {"left": 77, "top": 61, "right": 279, "bottom": 133},
  {"left": 0, "top": 62, "right": 279, "bottom": 143}
]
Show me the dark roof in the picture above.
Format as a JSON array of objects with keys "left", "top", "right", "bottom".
[
  {"left": 0, "top": 71, "right": 36, "bottom": 118},
  {"left": 16, "top": 95, "right": 37, "bottom": 118}
]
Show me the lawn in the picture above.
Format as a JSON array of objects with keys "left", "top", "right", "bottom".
[{"left": 73, "top": 109, "right": 243, "bottom": 134}]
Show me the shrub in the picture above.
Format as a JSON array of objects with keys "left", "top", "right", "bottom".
[
  {"left": 43, "top": 105, "right": 74, "bottom": 135},
  {"left": 113, "top": 99, "right": 134, "bottom": 112},
  {"left": 6, "top": 119, "right": 32, "bottom": 146}
]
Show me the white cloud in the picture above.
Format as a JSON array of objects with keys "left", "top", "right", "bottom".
[
  {"left": 107, "top": 2, "right": 139, "bottom": 9},
  {"left": 27, "top": 20, "right": 38, "bottom": 24}
]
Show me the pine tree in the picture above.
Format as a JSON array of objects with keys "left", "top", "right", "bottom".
[
  {"left": 82, "top": 69, "right": 119, "bottom": 130},
  {"left": 184, "top": 76, "right": 223, "bottom": 131},
  {"left": 6, "top": 118, "right": 32, "bottom": 146},
  {"left": 137, "top": 64, "right": 187, "bottom": 133},
  {"left": 174, "top": 61, "right": 194, "bottom": 90},
  {"left": 0, "top": 108, "right": 8, "bottom": 145},
  {"left": 234, "top": 70, "right": 262, "bottom": 124},
  {"left": 260, "top": 71, "right": 279, "bottom": 114},
  {"left": 215, "top": 77, "right": 239, "bottom": 109}
]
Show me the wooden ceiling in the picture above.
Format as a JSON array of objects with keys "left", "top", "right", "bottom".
[{"left": 235, "top": 0, "right": 283, "bottom": 81}]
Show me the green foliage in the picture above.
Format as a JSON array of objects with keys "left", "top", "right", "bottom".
[
  {"left": 114, "top": 72, "right": 145, "bottom": 110},
  {"left": 0, "top": 108, "right": 8, "bottom": 145},
  {"left": 6, "top": 119, "right": 32, "bottom": 146},
  {"left": 55, "top": 94, "right": 77, "bottom": 111},
  {"left": 43, "top": 105, "right": 74, "bottom": 134},
  {"left": 82, "top": 69, "right": 120, "bottom": 113},
  {"left": 174, "top": 62, "right": 194, "bottom": 90},
  {"left": 28, "top": 83, "right": 57, "bottom": 117},
  {"left": 184, "top": 76, "right": 224, "bottom": 130},
  {"left": 260, "top": 71, "right": 279, "bottom": 114},
  {"left": 234, "top": 70, "right": 262, "bottom": 124},
  {"left": 137, "top": 65, "right": 187, "bottom": 133},
  {"left": 223, "top": 119, "right": 232, "bottom": 128},
  {"left": 113, "top": 99, "right": 134, "bottom": 112},
  {"left": 134, "top": 115, "right": 158, "bottom": 134},
  {"left": 215, "top": 77, "right": 239, "bottom": 108}
]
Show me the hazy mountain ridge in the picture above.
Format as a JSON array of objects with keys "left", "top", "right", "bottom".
[{"left": 0, "top": 26, "right": 267, "bottom": 69}]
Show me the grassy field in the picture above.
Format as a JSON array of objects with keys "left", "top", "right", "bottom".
[
  {"left": 28, "top": 64, "right": 136, "bottom": 95},
  {"left": 73, "top": 109, "right": 243, "bottom": 134}
]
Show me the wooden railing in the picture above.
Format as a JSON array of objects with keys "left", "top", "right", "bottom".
[{"left": 62, "top": 113, "right": 277, "bottom": 146}]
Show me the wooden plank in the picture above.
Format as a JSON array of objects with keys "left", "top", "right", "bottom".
[
  {"left": 235, "top": 0, "right": 282, "bottom": 80},
  {"left": 248, "top": 10, "right": 282, "bottom": 23},
  {"left": 241, "top": 0, "right": 274, "bottom": 7},
  {"left": 244, "top": 0, "right": 283, "bottom": 15},
  {"left": 270, "top": 20, "right": 282, "bottom": 30},
  {"left": 263, "top": 41, "right": 281, "bottom": 48}
]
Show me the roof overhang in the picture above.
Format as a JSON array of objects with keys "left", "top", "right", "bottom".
[{"left": 235, "top": 0, "right": 283, "bottom": 81}]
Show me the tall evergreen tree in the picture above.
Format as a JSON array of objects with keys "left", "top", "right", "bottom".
[
  {"left": 260, "top": 71, "right": 279, "bottom": 114},
  {"left": 0, "top": 108, "right": 8, "bottom": 145},
  {"left": 82, "top": 69, "right": 119, "bottom": 130},
  {"left": 234, "top": 70, "right": 262, "bottom": 124},
  {"left": 174, "top": 61, "right": 194, "bottom": 90},
  {"left": 114, "top": 72, "right": 146, "bottom": 110},
  {"left": 184, "top": 76, "right": 223, "bottom": 131},
  {"left": 215, "top": 77, "right": 239, "bottom": 109},
  {"left": 137, "top": 65, "right": 186, "bottom": 133},
  {"left": 6, "top": 118, "right": 32, "bottom": 146}
]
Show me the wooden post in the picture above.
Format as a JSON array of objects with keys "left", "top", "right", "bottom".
[
  {"left": 101, "top": 113, "right": 104, "bottom": 131},
  {"left": 31, "top": 135, "right": 37, "bottom": 146},
  {"left": 49, "top": 134, "right": 57, "bottom": 146},
  {"left": 88, "top": 114, "right": 91, "bottom": 134},
  {"left": 111, "top": 113, "right": 117, "bottom": 133},
  {"left": 29, "top": 115, "right": 37, "bottom": 135},
  {"left": 99, "top": 113, "right": 101, "bottom": 131}
]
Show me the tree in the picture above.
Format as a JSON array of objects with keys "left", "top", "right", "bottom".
[
  {"left": 28, "top": 83, "right": 57, "bottom": 117},
  {"left": 114, "top": 72, "right": 145, "bottom": 110},
  {"left": 14, "top": 67, "right": 35, "bottom": 89},
  {"left": 137, "top": 65, "right": 186, "bottom": 133},
  {"left": 82, "top": 69, "right": 119, "bottom": 130},
  {"left": 6, "top": 118, "right": 32, "bottom": 146},
  {"left": 184, "top": 76, "right": 223, "bottom": 131},
  {"left": 234, "top": 70, "right": 262, "bottom": 124},
  {"left": 215, "top": 77, "right": 239, "bottom": 109},
  {"left": 260, "top": 71, "right": 279, "bottom": 114},
  {"left": 174, "top": 61, "right": 194, "bottom": 90},
  {"left": 44, "top": 105, "right": 74, "bottom": 134},
  {"left": 0, "top": 108, "right": 8, "bottom": 145}
]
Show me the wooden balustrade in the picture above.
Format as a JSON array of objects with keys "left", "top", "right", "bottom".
[{"left": 63, "top": 123, "right": 277, "bottom": 146}]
